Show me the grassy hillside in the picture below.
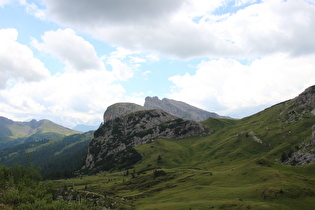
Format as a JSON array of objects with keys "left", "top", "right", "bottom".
[
  {"left": 0, "top": 117, "right": 80, "bottom": 150},
  {"left": 56, "top": 137, "right": 315, "bottom": 209},
  {"left": 52, "top": 97, "right": 315, "bottom": 209},
  {"left": 0, "top": 132, "right": 93, "bottom": 179}
]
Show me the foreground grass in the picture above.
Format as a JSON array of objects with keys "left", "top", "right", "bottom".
[
  {"left": 54, "top": 107, "right": 315, "bottom": 209},
  {"left": 55, "top": 135, "right": 315, "bottom": 209}
]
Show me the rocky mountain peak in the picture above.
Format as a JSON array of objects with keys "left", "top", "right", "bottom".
[
  {"left": 103, "top": 102, "right": 144, "bottom": 123},
  {"left": 84, "top": 109, "right": 213, "bottom": 172}
]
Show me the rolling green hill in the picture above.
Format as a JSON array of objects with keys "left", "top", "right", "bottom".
[
  {"left": 0, "top": 131, "right": 93, "bottom": 179},
  {"left": 0, "top": 117, "right": 80, "bottom": 150},
  {"left": 53, "top": 85, "right": 315, "bottom": 209}
]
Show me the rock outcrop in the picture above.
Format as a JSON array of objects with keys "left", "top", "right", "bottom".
[
  {"left": 103, "top": 103, "right": 144, "bottom": 123},
  {"left": 279, "top": 85, "right": 315, "bottom": 165},
  {"left": 280, "top": 85, "right": 315, "bottom": 123},
  {"left": 282, "top": 124, "right": 315, "bottom": 165},
  {"left": 84, "top": 108, "right": 212, "bottom": 172},
  {"left": 144, "top": 96, "right": 225, "bottom": 121}
]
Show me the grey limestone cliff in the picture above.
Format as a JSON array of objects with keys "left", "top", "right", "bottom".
[{"left": 84, "top": 108, "right": 212, "bottom": 172}]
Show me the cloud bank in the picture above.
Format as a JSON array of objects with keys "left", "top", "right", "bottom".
[
  {"left": 169, "top": 53, "right": 315, "bottom": 117},
  {"left": 0, "top": 28, "right": 50, "bottom": 89},
  {"left": 41, "top": 0, "right": 315, "bottom": 59}
]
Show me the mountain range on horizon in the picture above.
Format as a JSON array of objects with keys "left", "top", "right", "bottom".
[{"left": 0, "top": 117, "right": 80, "bottom": 150}]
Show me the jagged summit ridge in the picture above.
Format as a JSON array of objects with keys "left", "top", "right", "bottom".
[
  {"left": 103, "top": 97, "right": 226, "bottom": 124},
  {"left": 144, "top": 96, "right": 223, "bottom": 121}
]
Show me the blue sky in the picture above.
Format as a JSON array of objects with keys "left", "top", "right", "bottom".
[{"left": 0, "top": 0, "right": 315, "bottom": 128}]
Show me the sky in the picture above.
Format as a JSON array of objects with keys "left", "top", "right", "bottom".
[{"left": 0, "top": 0, "right": 315, "bottom": 128}]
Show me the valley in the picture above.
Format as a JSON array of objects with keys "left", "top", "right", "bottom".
[{"left": 0, "top": 85, "right": 315, "bottom": 209}]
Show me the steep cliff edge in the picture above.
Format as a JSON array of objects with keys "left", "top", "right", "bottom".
[{"left": 83, "top": 108, "right": 212, "bottom": 173}]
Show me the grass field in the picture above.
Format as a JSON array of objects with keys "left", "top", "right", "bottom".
[{"left": 55, "top": 135, "right": 315, "bottom": 209}]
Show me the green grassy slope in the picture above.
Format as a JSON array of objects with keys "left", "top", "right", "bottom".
[
  {"left": 0, "top": 117, "right": 80, "bottom": 149},
  {"left": 55, "top": 98, "right": 315, "bottom": 209},
  {"left": 0, "top": 132, "right": 93, "bottom": 179}
]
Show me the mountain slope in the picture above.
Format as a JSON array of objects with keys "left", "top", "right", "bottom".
[
  {"left": 54, "top": 85, "right": 315, "bottom": 209},
  {"left": 144, "top": 96, "right": 226, "bottom": 121},
  {"left": 83, "top": 108, "right": 212, "bottom": 173},
  {"left": 0, "top": 117, "right": 80, "bottom": 150},
  {"left": 0, "top": 131, "right": 93, "bottom": 179}
]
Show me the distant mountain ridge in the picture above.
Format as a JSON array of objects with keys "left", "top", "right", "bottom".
[
  {"left": 102, "top": 97, "right": 226, "bottom": 124},
  {"left": 144, "top": 96, "right": 227, "bottom": 121},
  {"left": 0, "top": 117, "right": 80, "bottom": 150}
]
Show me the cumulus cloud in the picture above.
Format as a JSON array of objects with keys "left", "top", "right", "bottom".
[
  {"left": 0, "top": 27, "right": 141, "bottom": 127},
  {"left": 0, "top": 28, "right": 50, "bottom": 89},
  {"left": 107, "top": 58, "right": 134, "bottom": 81},
  {"left": 215, "top": 0, "right": 315, "bottom": 57},
  {"left": 0, "top": 69, "right": 131, "bottom": 127},
  {"left": 32, "top": 28, "right": 105, "bottom": 71},
  {"left": 40, "top": 0, "right": 315, "bottom": 59},
  {"left": 169, "top": 53, "right": 315, "bottom": 117}
]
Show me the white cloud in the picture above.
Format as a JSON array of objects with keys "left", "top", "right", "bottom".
[
  {"left": 0, "top": 69, "right": 133, "bottom": 127},
  {"left": 0, "top": 27, "right": 144, "bottom": 127},
  {"left": 32, "top": 28, "right": 105, "bottom": 72},
  {"left": 39, "top": 0, "right": 315, "bottom": 59},
  {"left": 214, "top": 0, "right": 315, "bottom": 57},
  {"left": 0, "top": 0, "right": 12, "bottom": 7},
  {"left": 0, "top": 28, "right": 50, "bottom": 89},
  {"left": 19, "top": 0, "right": 46, "bottom": 19},
  {"left": 107, "top": 58, "right": 134, "bottom": 81},
  {"left": 169, "top": 53, "right": 315, "bottom": 117},
  {"left": 0, "top": 28, "right": 142, "bottom": 127}
]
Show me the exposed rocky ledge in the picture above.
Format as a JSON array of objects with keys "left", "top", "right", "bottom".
[
  {"left": 281, "top": 125, "right": 315, "bottom": 165},
  {"left": 84, "top": 109, "right": 212, "bottom": 172}
]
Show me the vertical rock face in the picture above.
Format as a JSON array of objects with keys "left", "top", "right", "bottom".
[
  {"left": 84, "top": 107, "right": 213, "bottom": 173},
  {"left": 144, "top": 96, "right": 224, "bottom": 121}
]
